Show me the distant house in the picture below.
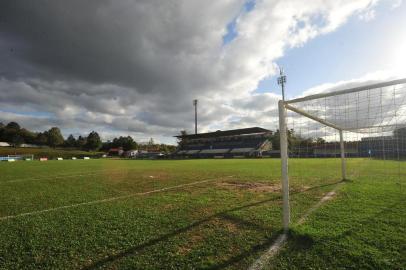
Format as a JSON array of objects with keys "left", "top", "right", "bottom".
[
  {"left": 137, "top": 151, "right": 165, "bottom": 159},
  {"left": 108, "top": 147, "right": 124, "bottom": 156},
  {"left": 20, "top": 144, "right": 40, "bottom": 148},
  {"left": 124, "top": 150, "right": 138, "bottom": 158}
]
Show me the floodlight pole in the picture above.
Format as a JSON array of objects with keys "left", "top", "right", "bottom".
[
  {"left": 279, "top": 100, "right": 290, "bottom": 232},
  {"left": 339, "top": 130, "right": 346, "bottom": 180},
  {"left": 193, "top": 99, "right": 198, "bottom": 134},
  {"left": 277, "top": 67, "right": 287, "bottom": 101}
]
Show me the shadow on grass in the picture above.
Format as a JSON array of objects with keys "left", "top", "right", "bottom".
[
  {"left": 273, "top": 199, "right": 403, "bottom": 269},
  {"left": 286, "top": 229, "right": 315, "bottom": 250},
  {"left": 326, "top": 200, "right": 402, "bottom": 241},
  {"left": 81, "top": 180, "right": 344, "bottom": 270},
  {"left": 301, "top": 179, "right": 347, "bottom": 192}
]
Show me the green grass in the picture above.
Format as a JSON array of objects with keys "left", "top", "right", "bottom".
[
  {"left": 0, "top": 146, "right": 103, "bottom": 159},
  {"left": 0, "top": 158, "right": 404, "bottom": 269}
]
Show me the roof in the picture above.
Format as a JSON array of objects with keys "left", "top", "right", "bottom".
[
  {"left": 175, "top": 127, "right": 271, "bottom": 139},
  {"left": 109, "top": 148, "right": 123, "bottom": 151}
]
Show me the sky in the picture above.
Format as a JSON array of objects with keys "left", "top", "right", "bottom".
[{"left": 0, "top": 0, "right": 405, "bottom": 144}]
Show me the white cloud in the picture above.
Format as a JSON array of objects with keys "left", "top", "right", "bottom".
[
  {"left": 391, "top": 0, "right": 403, "bottom": 9},
  {"left": 359, "top": 9, "right": 376, "bottom": 21}
]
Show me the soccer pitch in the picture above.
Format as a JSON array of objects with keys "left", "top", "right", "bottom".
[{"left": 0, "top": 159, "right": 405, "bottom": 269}]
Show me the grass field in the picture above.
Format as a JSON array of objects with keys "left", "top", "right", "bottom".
[{"left": 0, "top": 158, "right": 404, "bottom": 269}]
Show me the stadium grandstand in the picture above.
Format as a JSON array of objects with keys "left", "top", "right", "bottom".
[{"left": 174, "top": 127, "right": 272, "bottom": 158}]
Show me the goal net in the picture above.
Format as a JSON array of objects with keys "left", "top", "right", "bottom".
[{"left": 278, "top": 78, "right": 406, "bottom": 230}]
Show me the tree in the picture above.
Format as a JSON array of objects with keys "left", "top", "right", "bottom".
[
  {"left": 269, "top": 130, "right": 280, "bottom": 150},
  {"left": 270, "top": 129, "right": 304, "bottom": 151},
  {"left": 85, "top": 131, "right": 102, "bottom": 151},
  {"left": 47, "top": 127, "right": 64, "bottom": 148},
  {"left": 3, "top": 127, "right": 19, "bottom": 143},
  {"left": 101, "top": 140, "right": 112, "bottom": 151},
  {"left": 148, "top": 138, "right": 154, "bottom": 146},
  {"left": 19, "top": 128, "right": 36, "bottom": 144},
  {"left": 6, "top": 122, "right": 20, "bottom": 130},
  {"left": 11, "top": 134, "right": 24, "bottom": 148},
  {"left": 0, "top": 130, "right": 4, "bottom": 142},
  {"left": 35, "top": 132, "right": 48, "bottom": 145},
  {"left": 1, "top": 122, "right": 37, "bottom": 145},
  {"left": 315, "top": 137, "right": 326, "bottom": 144},
  {"left": 65, "top": 134, "right": 77, "bottom": 147},
  {"left": 76, "top": 136, "right": 87, "bottom": 149},
  {"left": 122, "top": 136, "right": 137, "bottom": 151},
  {"left": 177, "top": 130, "right": 188, "bottom": 148},
  {"left": 109, "top": 136, "right": 137, "bottom": 151}
]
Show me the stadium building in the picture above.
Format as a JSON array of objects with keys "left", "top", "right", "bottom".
[{"left": 174, "top": 127, "right": 272, "bottom": 158}]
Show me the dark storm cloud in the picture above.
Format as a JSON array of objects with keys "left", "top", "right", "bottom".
[
  {"left": 0, "top": 0, "right": 237, "bottom": 95},
  {"left": 0, "top": 0, "right": 246, "bottom": 141}
]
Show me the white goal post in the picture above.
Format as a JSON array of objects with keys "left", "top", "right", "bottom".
[{"left": 278, "top": 78, "right": 406, "bottom": 231}]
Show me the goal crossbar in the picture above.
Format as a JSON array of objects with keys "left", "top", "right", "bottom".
[{"left": 286, "top": 78, "right": 406, "bottom": 104}]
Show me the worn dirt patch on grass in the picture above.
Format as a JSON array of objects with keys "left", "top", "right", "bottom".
[
  {"left": 222, "top": 219, "right": 239, "bottom": 233},
  {"left": 176, "top": 225, "right": 207, "bottom": 256},
  {"left": 177, "top": 233, "right": 205, "bottom": 255},
  {"left": 176, "top": 217, "right": 240, "bottom": 256},
  {"left": 217, "top": 181, "right": 281, "bottom": 193}
]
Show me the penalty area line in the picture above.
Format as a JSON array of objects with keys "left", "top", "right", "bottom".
[
  {"left": 248, "top": 183, "right": 343, "bottom": 270},
  {"left": 0, "top": 177, "right": 230, "bottom": 222},
  {"left": 248, "top": 233, "right": 287, "bottom": 270}
]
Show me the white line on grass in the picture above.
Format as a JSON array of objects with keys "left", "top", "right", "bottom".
[
  {"left": 248, "top": 233, "right": 287, "bottom": 270},
  {"left": 296, "top": 190, "right": 337, "bottom": 225},
  {"left": 0, "top": 177, "right": 229, "bottom": 222},
  {"left": 4, "top": 172, "right": 100, "bottom": 183},
  {"left": 2, "top": 169, "right": 126, "bottom": 183},
  {"left": 248, "top": 183, "right": 343, "bottom": 270}
]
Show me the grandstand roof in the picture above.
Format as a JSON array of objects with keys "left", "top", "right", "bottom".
[{"left": 175, "top": 127, "right": 271, "bottom": 139}]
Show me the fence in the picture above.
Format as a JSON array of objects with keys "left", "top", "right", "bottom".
[{"left": 0, "top": 154, "right": 34, "bottom": 161}]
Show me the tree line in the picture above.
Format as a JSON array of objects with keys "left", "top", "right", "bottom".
[
  {"left": 0, "top": 121, "right": 103, "bottom": 150},
  {"left": 0, "top": 121, "right": 174, "bottom": 152},
  {"left": 267, "top": 129, "right": 325, "bottom": 150},
  {"left": 101, "top": 137, "right": 176, "bottom": 153}
]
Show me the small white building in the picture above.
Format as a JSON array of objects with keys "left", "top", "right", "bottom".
[{"left": 124, "top": 150, "right": 138, "bottom": 158}]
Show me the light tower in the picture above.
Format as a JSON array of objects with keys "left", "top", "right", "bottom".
[
  {"left": 193, "top": 99, "right": 198, "bottom": 134},
  {"left": 277, "top": 67, "right": 287, "bottom": 100}
]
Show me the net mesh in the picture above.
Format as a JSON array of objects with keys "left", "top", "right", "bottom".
[
  {"left": 285, "top": 80, "right": 406, "bottom": 164},
  {"left": 280, "top": 79, "right": 406, "bottom": 228},
  {"left": 287, "top": 81, "right": 406, "bottom": 134}
]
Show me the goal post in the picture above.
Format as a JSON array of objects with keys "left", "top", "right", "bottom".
[
  {"left": 278, "top": 78, "right": 406, "bottom": 230},
  {"left": 278, "top": 100, "right": 290, "bottom": 231}
]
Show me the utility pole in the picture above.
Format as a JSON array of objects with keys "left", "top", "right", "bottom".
[
  {"left": 193, "top": 99, "right": 198, "bottom": 134},
  {"left": 277, "top": 67, "right": 287, "bottom": 101}
]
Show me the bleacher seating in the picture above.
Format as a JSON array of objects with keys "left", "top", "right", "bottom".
[{"left": 174, "top": 127, "right": 272, "bottom": 158}]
